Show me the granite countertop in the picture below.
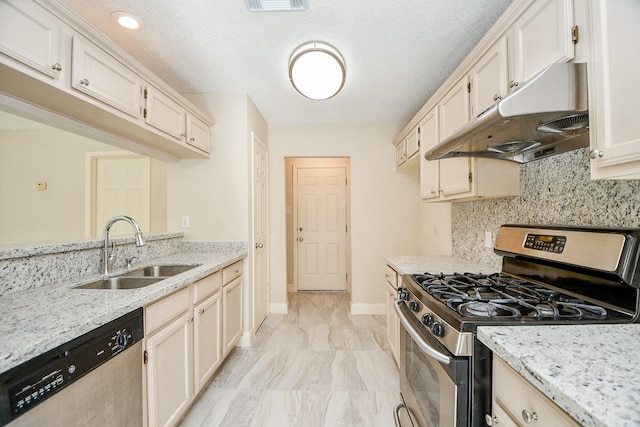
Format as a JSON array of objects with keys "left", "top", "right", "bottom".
[
  {"left": 384, "top": 255, "right": 497, "bottom": 276},
  {"left": 478, "top": 324, "right": 640, "bottom": 427},
  {"left": 0, "top": 247, "right": 246, "bottom": 374}
]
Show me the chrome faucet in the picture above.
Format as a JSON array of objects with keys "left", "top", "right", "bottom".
[{"left": 102, "top": 215, "right": 145, "bottom": 275}]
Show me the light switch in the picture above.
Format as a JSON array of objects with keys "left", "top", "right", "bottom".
[
  {"left": 181, "top": 216, "right": 190, "bottom": 228},
  {"left": 36, "top": 182, "right": 47, "bottom": 190}
]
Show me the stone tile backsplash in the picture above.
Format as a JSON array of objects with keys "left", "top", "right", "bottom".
[{"left": 452, "top": 147, "right": 640, "bottom": 270}]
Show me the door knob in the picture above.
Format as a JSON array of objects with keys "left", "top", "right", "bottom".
[
  {"left": 298, "top": 237, "right": 304, "bottom": 242},
  {"left": 299, "top": 227, "right": 303, "bottom": 231},
  {"left": 255, "top": 242, "right": 263, "bottom": 249}
]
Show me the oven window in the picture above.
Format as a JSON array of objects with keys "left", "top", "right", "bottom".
[{"left": 406, "top": 335, "right": 440, "bottom": 427}]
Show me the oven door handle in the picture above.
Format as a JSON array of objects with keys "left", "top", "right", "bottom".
[{"left": 394, "top": 300, "right": 451, "bottom": 365}]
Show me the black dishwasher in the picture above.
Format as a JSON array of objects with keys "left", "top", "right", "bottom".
[{"left": 0, "top": 308, "right": 143, "bottom": 426}]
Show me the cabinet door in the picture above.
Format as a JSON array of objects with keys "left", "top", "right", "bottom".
[
  {"left": 0, "top": 0, "right": 62, "bottom": 80},
  {"left": 194, "top": 291, "right": 222, "bottom": 393},
  {"left": 223, "top": 276, "right": 243, "bottom": 356},
  {"left": 395, "top": 140, "right": 407, "bottom": 167},
  {"left": 588, "top": 0, "right": 640, "bottom": 179},
  {"left": 509, "top": 0, "right": 574, "bottom": 89},
  {"left": 406, "top": 126, "right": 420, "bottom": 160},
  {"left": 145, "top": 86, "right": 186, "bottom": 141},
  {"left": 386, "top": 281, "right": 399, "bottom": 366},
  {"left": 419, "top": 108, "right": 441, "bottom": 200},
  {"left": 469, "top": 37, "right": 508, "bottom": 117},
  {"left": 438, "top": 77, "right": 471, "bottom": 197},
  {"left": 186, "top": 113, "right": 211, "bottom": 153},
  {"left": 146, "top": 312, "right": 193, "bottom": 427},
  {"left": 71, "top": 35, "right": 141, "bottom": 118}
]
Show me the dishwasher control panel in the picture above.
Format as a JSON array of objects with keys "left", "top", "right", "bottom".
[{"left": 0, "top": 308, "right": 143, "bottom": 425}]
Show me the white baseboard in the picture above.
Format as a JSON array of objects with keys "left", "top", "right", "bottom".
[
  {"left": 236, "top": 331, "right": 252, "bottom": 347},
  {"left": 270, "top": 302, "right": 288, "bottom": 314},
  {"left": 350, "top": 303, "right": 386, "bottom": 315}
]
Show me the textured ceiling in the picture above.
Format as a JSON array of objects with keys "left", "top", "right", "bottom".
[{"left": 60, "top": 0, "right": 513, "bottom": 125}]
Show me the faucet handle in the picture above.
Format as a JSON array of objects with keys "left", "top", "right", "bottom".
[{"left": 125, "top": 256, "right": 138, "bottom": 268}]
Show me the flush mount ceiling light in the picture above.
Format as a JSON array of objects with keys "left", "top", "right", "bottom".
[
  {"left": 110, "top": 11, "right": 145, "bottom": 30},
  {"left": 245, "top": 0, "right": 308, "bottom": 12},
  {"left": 288, "top": 41, "right": 346, "bottom": 100}
]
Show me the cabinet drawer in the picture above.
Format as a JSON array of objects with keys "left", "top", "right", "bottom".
[
  {"left": 145, "top": 287, "right": 190, "bottom": 335},
  {"left": 493, "top": 357, "right": 579, "bottom": 427},
  {"left": 222, "top": 261, "right": 243, "bottom": 284},
  {"left": 385, "top": 265, "right": 398, "bottom": 288},
  {"left": 193, "top": 270, "right": 222, "bottom": 304}
]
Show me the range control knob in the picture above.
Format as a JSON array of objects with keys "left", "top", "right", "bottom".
[
  {"left": 409, "top": 300, "right": 421, "bottom": 312},
  {"left": 431, "top": 322, "right": 445, "bottom": 337},
  {"left": 421, "top": 313, "right": 434, "bottom": 326},
  {"left": 397, "top": 287, "right": 409, "bottom": 301}
]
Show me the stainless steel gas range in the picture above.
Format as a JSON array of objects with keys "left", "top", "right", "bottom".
[{"left": 393, "top": 224, "right": 640, "bottom": 427}]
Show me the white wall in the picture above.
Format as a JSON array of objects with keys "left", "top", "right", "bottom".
[
  {"left": 268, "top": 123, "right": 421, "bottom": 311},
  {"left": 167, "top": 93, "right": 251, "bottom": 240}
]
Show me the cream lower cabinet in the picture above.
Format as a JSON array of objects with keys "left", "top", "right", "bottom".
[
  {"left": 222, "top": 260, "right": 244, "bottom": 357},
  {"left": 145, "top": 270, "right": 227, "bottom": 427},
  {"left": 385, "top": 264, "right": 400, "bottom": 366},
  {"left": 492, "top": 356, "right": 579, "bottom": 427}
]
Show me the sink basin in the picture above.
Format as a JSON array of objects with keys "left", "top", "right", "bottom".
[
  {"left": 75, "top": 277, "right": 164, "bottom": 290},
  {"left": 123, "top": 264, "right": 199, "bottom": 278}
]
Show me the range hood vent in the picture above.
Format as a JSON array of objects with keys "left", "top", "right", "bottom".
[{"left": 425, "top": 63, "right": 589, "bottom": 163}]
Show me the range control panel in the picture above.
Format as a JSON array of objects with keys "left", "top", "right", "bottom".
[
  {"left": 524, "top": 233, "right": 567, "bottom": 253},
  {"left": 0, "top": 309, "right": 143, "bottom": 424}
]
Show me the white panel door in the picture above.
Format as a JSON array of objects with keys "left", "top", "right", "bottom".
[
  {"left": 252, "top": 135, "right": 269, "bottom": 331},
  {"left": 95, "top": 156, "right": 150, "bottom": 236},
  {"left": 296, "top": 167, "right": 347, "bottom": 291}
]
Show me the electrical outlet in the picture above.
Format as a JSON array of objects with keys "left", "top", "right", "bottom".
[
  {"left": 485, "top": 231, "right": 492, "bottom": 248},
  {"left": 181, "top": 216, "right": 190, "bottom": 228},
  {"left": 36, "top": 181, "right": 47, "bottom": 190}
]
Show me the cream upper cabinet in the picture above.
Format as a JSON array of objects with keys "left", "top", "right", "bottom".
[
  {"left": 492, "top": 356, "right": 580, "bottom": 427},
  {"left": 396, "top": 125, "right": 420, "bottom": 170},
  {"left": 419, "top": 108, "right": 441, "bottom": 200},
  {"left": 587, "top": 0, "right": 640, "bottom": 179},
  {"left": 144, "top": 86, "right": 186, "bottom": 141},
  {"left": 438, "top": 77, "right": 472, "bottom": 198},
  {"left": 508, "top": 0, "right": 575, "bottom": 89},
  {"left": 71, "top": 35, "right": 141, "bottom": 118},
  {"left": 0, "top": 0, "right": 63, "bottom": 81},
  {"left": 469, "top": 37, "right": 508, "bottom": 118},
  {"left": 186, "top": 113, "right": 212, "bottom": 154}
]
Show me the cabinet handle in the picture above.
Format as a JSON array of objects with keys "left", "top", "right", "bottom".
[
  {"left": 589, "top": 149, "right": 604, "bottom": 159},
  {"left": 509, "top": 80, "right": 519, "bottom": 88},
  {"left": 79, "top": 78, "right": 89, "bottom": 86},
  {"left": 190, "top": 137, "right": 195, "bottom": 142},
  {"left": 493, "top": 94, "right": 502, "bottom": 101},
  {"left": 187, "top": 316, "right": 193, "bottom": 323},
  {"left": 521, "top": 409, "right": 538, "bottom": 424},
  {"left": 255, "top": 242, "right": 263, "bottom": 249},
  {"left": 199, "top": 309, "right": 205, "bottom": 314},
  {"left": 485, "top": 414, "right": 497, "bottom": 426},
  {"left": 180, "top": 133, "right": 186, "bottom": 138},
  {"left": 431, "top": 190, "right": 437, "bottom": 195},
  {"left": 51, "top": 63, "right": 62, "bottom": 71}
]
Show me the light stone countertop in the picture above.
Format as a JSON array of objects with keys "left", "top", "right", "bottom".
[
  {"left": 0, "top": 247, "right": 246, "bottom": 374},
  {"left": 478, "top": 324, "right": 640, "bottom": 427},
  {"left": 384, "top": 255, "right": 497, "bottom": 276}
]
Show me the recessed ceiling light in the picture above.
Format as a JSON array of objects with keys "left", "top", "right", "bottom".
[
  {"left": 110, "top": 11, "right": 145, "bottom": 30},
  {"left": 245, "top": 0, "right": 308, "bottom": 12},
  {"left": 289, "top": 41, "right": 346, "bottom": 100}
]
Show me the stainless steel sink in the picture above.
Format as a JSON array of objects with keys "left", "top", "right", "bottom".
[
  {"left": 75, "top": 277, "right": 164, "bottom": 290},
  {"left": 74, "top": 264, "right": 200, "bottom": 290},
  {"left": 123, "top": 264, "right": 199, "bottom": 278}
]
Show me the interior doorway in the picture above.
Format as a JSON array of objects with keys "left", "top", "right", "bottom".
[{"left": 285, "top": 157, "right": 351, "bottom": 292}]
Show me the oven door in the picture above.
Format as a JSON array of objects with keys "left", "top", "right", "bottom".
[{"left": 394, "top": 301, "right": 469, "bottom": 427}]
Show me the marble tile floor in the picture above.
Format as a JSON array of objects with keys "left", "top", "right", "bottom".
[{"left": 179, "top": 292, "right": 401, "bottom": 427}]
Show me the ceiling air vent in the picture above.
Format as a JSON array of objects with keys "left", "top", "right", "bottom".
[{"left": 244, "top": 0, "right": 308, "bottom": 11}]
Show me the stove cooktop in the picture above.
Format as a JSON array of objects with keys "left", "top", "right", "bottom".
[{"left": 405, "top": 272, "right": 634, "bottom": 332}]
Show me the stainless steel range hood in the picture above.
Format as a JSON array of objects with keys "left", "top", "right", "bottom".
[{"left": 425, "top": 62, "right": 589, "bottom": 163}]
